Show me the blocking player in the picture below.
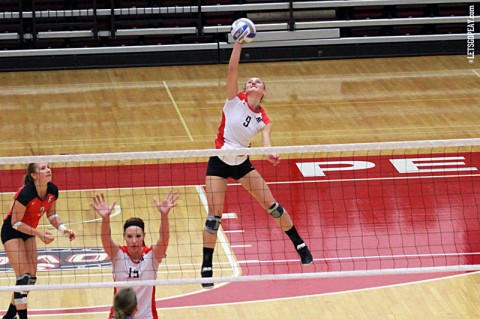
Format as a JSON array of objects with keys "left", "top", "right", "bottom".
[{"left": 90, "top": 191, "right": 179, "bottom": 319}]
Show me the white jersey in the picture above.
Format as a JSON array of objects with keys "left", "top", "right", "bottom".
[
  {"left": 215, "top": 92, "right": 271, "bottom": 165},
  {"left": 109, "top": 246, "right": 159, "bottom": 319}
]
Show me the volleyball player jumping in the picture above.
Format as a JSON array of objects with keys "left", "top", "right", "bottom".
[{"left": 200, "top": 41, "right": 313, "bottom": 289}]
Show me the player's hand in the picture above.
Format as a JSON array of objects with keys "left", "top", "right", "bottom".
[
  {"left": 153, "top": 190, "right": 179, "bottom": 215},
  {"left": 63, "top": 228, "right": 76, "bottom": 241},
  {"left": 41, "top": 231, "right": 55, "bottom": 244},
  {"left": 90, "top": 193, "right": 116, "bottom": 220},
  {"left": 266, "top": 154, "right": 280, "bottom": 166}
]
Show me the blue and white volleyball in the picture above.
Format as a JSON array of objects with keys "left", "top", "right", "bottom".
[{"left": 230, "top": 18, "right": 256, "bottom": 43}]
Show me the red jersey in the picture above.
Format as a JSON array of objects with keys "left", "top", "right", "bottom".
[{"left": 4, "top": 182, "right": 59, "bottom": 228}]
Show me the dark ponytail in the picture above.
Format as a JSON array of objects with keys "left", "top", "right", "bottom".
[{"left": 24, "top": 163, "right": 37, "bottom": 185}]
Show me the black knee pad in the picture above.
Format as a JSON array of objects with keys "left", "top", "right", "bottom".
[
  {"left": 204, "top": 216, "right": 221, "bottom": 234},
  {"left": 15, "top": 274, "right": 30, "bottom": 286},
  {"left": 14, "top": 273, "right": 30, "bottom": 305},
  {"left": 27, "top": 276, "right": 37, "bottom": 286},
  {"left": 268, "top": 202, "right": 285, "bottom": 219}
]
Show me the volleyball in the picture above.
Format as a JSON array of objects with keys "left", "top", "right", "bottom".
[{"left": 230, "top": 18, "right": 256, "bottom": 43}]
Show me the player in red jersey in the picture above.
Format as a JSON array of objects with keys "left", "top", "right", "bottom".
[
  {"left": 90, "top": 190, "right": 179, "bottom": 319},
  {"left": 1, "top": 163, "right": 75, "bottom": 319},
  {"left": 200, "top": 42, "right": 313, "bottom": 289}
]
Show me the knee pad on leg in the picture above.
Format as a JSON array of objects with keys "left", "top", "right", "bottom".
[
  {"left": 268, "top": 202, "right": 285, "bottom": 219},
  {"left": 204, "top": 216, "right": 221, "bottom": 234},
  {"left": 13, "top": 274, "right": 31, "bottom": 306},
  {"left": 26, "top": 276, "right": 37, "bottom": 297},
  {"left": 27, "top": 276, "right": 37, "bottom": 286}
]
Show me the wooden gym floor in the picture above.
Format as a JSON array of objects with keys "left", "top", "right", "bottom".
[{"left": 0, "top": 54, "right": 479, "bottom": 318}]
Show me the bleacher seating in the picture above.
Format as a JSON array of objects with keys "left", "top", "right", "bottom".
[{"left": 0, "top": 0, "right": 478, "bottom": 71}]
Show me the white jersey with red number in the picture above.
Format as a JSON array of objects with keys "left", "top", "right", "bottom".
[
  {"left": 215, "top": 92, "right": 271, "bottom": 165},
  {"left": 109, "top": 246, "right": 159, "bottom": 319}
]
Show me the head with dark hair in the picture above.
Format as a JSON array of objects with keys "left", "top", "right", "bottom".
[
  {"left": 123, "top": 217, "right": 146, "bottom": 248},
  {"left": 123, "top": 217, "right": 144, "bottom": 233},
  {"left": 113, "top": 287, "right": 137, "bottom": 319},
  {"left": 24, "top": 162, "right": 52, "bottom": 186}
]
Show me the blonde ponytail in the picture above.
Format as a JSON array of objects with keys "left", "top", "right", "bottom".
[
  {"left": 114, "top": 309, "right": 126, "bottom": 319},
  {"left": 113, "top": 287, "right": 137, "bottom": 319}
]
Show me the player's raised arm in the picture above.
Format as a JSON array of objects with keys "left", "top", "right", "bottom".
[
  {"left": 226, "top": 42, "right": 243, "bottom": 100},
  {"left": 90, "top": 193, "right": 119, "bottom": 259},
  {"left": 152, "top": 190, "right": 179, "bottom": 262}
]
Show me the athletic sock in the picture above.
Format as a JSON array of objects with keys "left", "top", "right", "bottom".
[
  {"left": 17, "top": 309, "right": 27, "bottom": 319},
  {"left": 202, "top": 247, "right": 214, "bottom": 269},
  {"left": 285, "top": 226, "right": 305, "bottom": 248},
  {"left": 3, "top": 303, "right": 17, "bottom": 319}
]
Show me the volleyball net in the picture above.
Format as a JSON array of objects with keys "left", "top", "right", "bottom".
[{"left": 1, "top": 138, "right": 480, "bottom": 292}]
